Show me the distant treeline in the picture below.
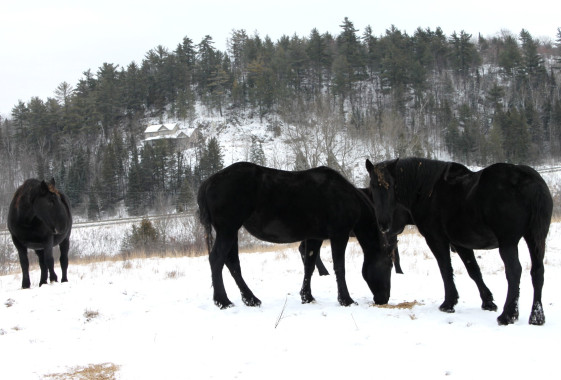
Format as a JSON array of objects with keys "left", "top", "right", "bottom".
[{"left": 1, "top": 19, "right": 560, "bottom": 220}]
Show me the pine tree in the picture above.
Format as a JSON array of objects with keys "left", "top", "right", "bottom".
[
  {"left": 498, "top": 33, "right": 522, "bottom": 77},
  {"left": 249, "top": 139, "right": 266, "bottom": 166},
  {"left": 99, "top": 143, "right": 119, "bottom": 211},
  {"left": 196, "top": 137, "right": 224, "bottom": 183},
  {"left": 519, "top": 29, "right": 544, "bottom": 78},
  {"left": 125, "top": 149, "right": 144, "bottom": 215},
  {"left": 176, "top": 179, "right": 194, "bottom": 212},
  {"left": 449, "top": 31, "right": 480, "bottom": 78},
  {"left": 65, "top": 148, "right": 89, "bottom": 206}
]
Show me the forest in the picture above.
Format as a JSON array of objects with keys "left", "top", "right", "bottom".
[{"left": 1, "top": 19, "right": 561, "bottom": 221}]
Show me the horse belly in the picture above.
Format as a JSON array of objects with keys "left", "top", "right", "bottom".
[
  {"left": 447, "top": 224, "right": 499, "bottom": 250},
  {"left": 243, "top": 214, "right": 326, "bottom": 244}
]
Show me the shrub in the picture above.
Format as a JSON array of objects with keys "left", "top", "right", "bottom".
[{"left": 121, "top": 217, "right": 160, "bottom": 256}]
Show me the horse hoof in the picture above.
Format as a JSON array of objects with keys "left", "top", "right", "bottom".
[
  {"left": 300, "top": 294, "right": 316, "bottom": 304},
  {"left": 338, "top": 298, "right": 356, "bottom": 307},
  {"left": 215, "top": 300, "right": 234, "bottom": 309},
  {"left": 497, "top": 313, "right": 518, "bottom": 325},
  {"left": 439, "top": 304, "right": 455, "bottom": 313},
  {"left": 242, "top": 297, "right": 262, "bottom": 307},
  {"left": 529, "top": 302, "right": 545, "bottom": 325},
  {"left": 529, "top": 316, "right": 545, "bottom": 325},
  {"left": 482, "top": 301, "right": 498, "bottom": 312}
]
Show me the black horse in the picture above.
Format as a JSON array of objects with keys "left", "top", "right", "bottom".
[
  {"left": 298, "top": 187, "right": 407, "bottom": 276},
  {"left": 197, "top": 162, "right": 393, "bottom": 309},
  {"left": 7, "top": 178, "right": 72, "bottom": 288},
  {"left": 365, "top": 157, "right": 553, "bottom": 325}
]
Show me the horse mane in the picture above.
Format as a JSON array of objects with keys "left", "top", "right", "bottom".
[{"left": 394, "top": 157, "right": 450, "bottom": 206}]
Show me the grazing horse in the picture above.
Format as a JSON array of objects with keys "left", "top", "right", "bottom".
[
  {"left": 298, "top": 187, "right": 407, "bottom": 276},
  {"left": 7, "top": 178, "right": 72, "bottom": 288},
  {"left": 365, "top": 157, "right": 553, "bottom": 325},
  {"left": 197, "top": 162, "right": 393, "bottom": 309}
]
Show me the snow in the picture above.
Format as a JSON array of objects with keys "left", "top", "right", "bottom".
[{"left": 1, "top": 223, "right": 560, "bottom": 379}]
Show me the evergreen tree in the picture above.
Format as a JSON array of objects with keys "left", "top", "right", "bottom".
[
  {"left": 125, "top": 149, "right": 144, "bottom": 215},
  {"left": 448, "top": 31, "right": 480, "bottom": 78},
  {"left": 88, "top": 179, "right": 102, "bottom": 220},
  {"left": 176, "top": 178, "right": 194, "bottom": 212},
  {"left": 498, "top": 33, "right": 522, "bottom": 77},
  {"left": 499, "top": 108, "right": 532, "bottom": 163},
  {"left": 487, "top": 122, "right": 505, "bottom": 162},
  {"left": 196, "top": 137, "right": 224, "bottom": 183},
  {"left": 99, "top": 143, "right": 120, "bottom": 211},
  {"left": 65, "top": 148, "right": 89, "bottom": 206},
  {"left": 519, "top": 29, "right": 544, "bottom": 79},
  {"left": 249, "top": 139, "right": 266, "bottom": 166}
]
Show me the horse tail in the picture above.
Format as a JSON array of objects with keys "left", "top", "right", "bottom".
[{"left": 197, "top": 179, "right": 214, "bottom": 255}]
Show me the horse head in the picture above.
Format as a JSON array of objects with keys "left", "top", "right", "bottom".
[
  {"left": 32, "top": 178, "right": 69, "bottom": 235},
  {"left": 365, "top": 159, "right": 398, "bottom": 235}
]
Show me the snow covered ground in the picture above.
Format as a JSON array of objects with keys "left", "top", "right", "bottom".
[{"left": 1, "top": 222, "right": 560, "bottom": 379}]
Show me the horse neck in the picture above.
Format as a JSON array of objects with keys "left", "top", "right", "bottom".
[
  {"left": 394, "top": 158, "right": 446, "bottom": 209},
  {"left": 353, "top": 206, "right": 382, "bottom": 258}
]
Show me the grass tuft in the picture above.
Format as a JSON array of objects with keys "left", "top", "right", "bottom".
[
  {"left": 375, "top": 300, "right": 423, "bottom": 310},
  {"left": 83, "top": 309, "right": 100, "bottom": 322},
  {"left": 44, "top": 362, "right": 120, "bottom": 380}
]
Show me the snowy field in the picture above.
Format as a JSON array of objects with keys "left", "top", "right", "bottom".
[{"left": 1, "top": 222, "right": 560, "bottom": 380}]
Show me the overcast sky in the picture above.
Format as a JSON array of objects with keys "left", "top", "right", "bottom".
[{"left": 1, "top": 0, "right": 559, "bottom": 117}]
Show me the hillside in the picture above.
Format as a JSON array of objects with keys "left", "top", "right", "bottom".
[{"left": 1, "top": 22, "right": 561, "bottom": 222}]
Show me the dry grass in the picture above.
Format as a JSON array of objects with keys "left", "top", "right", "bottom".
[
  {"left": 375, "top": 300, "right": 423, "bottom": 310},
  {"left": 44, "top": 363, "right": 119, "bottom": 380},
  {"left": 83, "top": 309, "right": 100, "bottom": 322}
]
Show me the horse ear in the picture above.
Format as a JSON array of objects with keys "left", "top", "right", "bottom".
[
  {"left": 40, "top": 180, "right": 50, "bottom": 193},
  {"left": 443, "top": 162, "right": 471, "bottom": 184},
  {"left": 50, "top": 178, "right": 56, "bottom": 187},
  {"left": 365, "top": 159, "right": 374, "bottom": 173}
]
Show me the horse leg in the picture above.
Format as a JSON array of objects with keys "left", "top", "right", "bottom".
[
  {"left": 299, "top": 240, "right": 321, "bottom": 303},
  {"left": 13, "top": 238, "right": 30, "bottom": 289},
  {"left": 424, "top": 236, "right": 458, "bottom": 313},
  {"left": 454, "top": 246, "right": 497, "bottom": 311},
  {"left": 35, "top": 250, "right": 48, "bottom": 286},
  {"left": 209, "top": 231, "right": 237, "bottom": 309},
  {"left": 390, "top": 235, "right": 404, "bottom": 274},
  {"left": 224, "top": 235, "right": 261, "bottom": 307},
  {"left": 497, "top": 244, "right": 521, "bottom": 325},
  {"left": 299, "top": 240, "right": 329, "bottom": 276},
  {"left": 59, "top": 237, "right": 70, "bottom": 283},
  {"left": 313, "top": 242, "right": 329, "bottom": 276},
  {"left": 330, "top": 236, "right": 355, "bottom": 306},
  {"left": 524, "top": 233, "right": 546, "bottom": 325},
  {"left": 44, "top": 241, "right": 58, "bottom": 283}
]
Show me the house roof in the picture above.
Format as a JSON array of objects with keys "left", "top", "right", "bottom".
[{"left": 144, "top": 123, "right": 177, "bottom": 134}]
